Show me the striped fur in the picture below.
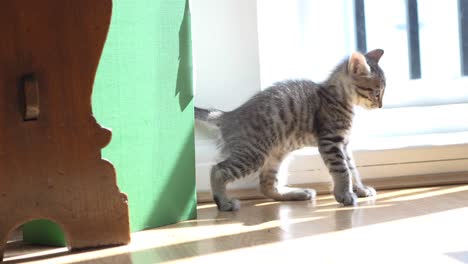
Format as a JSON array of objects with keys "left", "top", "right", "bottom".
[{"left": 197, "top": 49, "right": 386, "bottom": 211}]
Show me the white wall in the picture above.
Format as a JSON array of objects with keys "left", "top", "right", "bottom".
[
  {"left": 190, "top": 0, "right": 261, "bottom": 111},
  {"left": 190, "top": 0, "right": 262, "bottom": 191}
]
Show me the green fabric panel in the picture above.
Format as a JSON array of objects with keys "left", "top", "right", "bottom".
[
  {"left": 23, "top": 220, "right": 66, "bottom": 247},
  {"left": 94, "top": 0, "right": 196, "bottom": 231},
  {"left": 23, "top": 0, "right": 196, "bottom": 245}
]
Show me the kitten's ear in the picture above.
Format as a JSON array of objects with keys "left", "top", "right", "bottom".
[
  {"left": 366, "top": 49, "right": 384, "bottom": 63},
  {"left": 348, "top": 52, "right": 370, "bottom": 76}
]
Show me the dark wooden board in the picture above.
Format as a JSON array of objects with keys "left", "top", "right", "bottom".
[{"left": 0, "top": 0, "right": 130, "bottom": 260}]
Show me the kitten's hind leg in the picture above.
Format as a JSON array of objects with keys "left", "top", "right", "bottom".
[
  {"left": 259, "top": 157, "right": 316, "bottom": 201},
  {"left": 211, "top": 161, "right": 241, "bottom": 211},
  {"left": 211, "top": 154, "right": 262, "bottom": 211}
]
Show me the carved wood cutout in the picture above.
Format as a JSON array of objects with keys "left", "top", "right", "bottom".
[
  {"left": 0, "top": 0, "right": 130, "bottom": 260},
  {"left": 22, "top": 74, "right": 40, "bottom": 121}
]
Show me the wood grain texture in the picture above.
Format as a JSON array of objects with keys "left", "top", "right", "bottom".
[
  {"left": 0, "top": 0, "right": 130, "bottom": 260},
  {"left": 22, "top": 74, "right": 40, "bottom": 121}
]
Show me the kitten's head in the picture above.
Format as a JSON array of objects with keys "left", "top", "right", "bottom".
[{"left": 347, "top": 49, "right": 386, "bottom": 109}]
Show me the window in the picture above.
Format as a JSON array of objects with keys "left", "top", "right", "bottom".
[{"left": 192, "top": 0, "right": 468, "bottom": 193}]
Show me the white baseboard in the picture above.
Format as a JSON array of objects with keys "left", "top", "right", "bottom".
[{"left": 196, "top": 131, "right": 468, "bottom": 193}]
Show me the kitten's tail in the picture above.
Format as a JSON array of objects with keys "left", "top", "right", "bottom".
[{"left": 194, "top": 107, "right": 224, "bottom": 126}]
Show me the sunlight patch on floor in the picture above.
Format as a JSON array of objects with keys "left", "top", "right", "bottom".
[
  {"left": 179, "top": 218, "right": 228, "bottom": 224},
  {"left": 315, "top": 197, "right": 377, "bottom": 207},
  {"left": 163, "top": 206, "right": 468, "bottom": 264},
  {"left": 124, "top": 215, "right": 326, "bottom": 261},
  {"left": 385, "top": 185, "right": 468, "bottom": 202},
  {"left": 196, "top": 204, "right": 217, "bottom": 210},
  {"left": 315, "top": 203, "right": 393, "bottom": 213},
  {"left": 4, "top": 247, "right": 68, "bottom": 263},
  {"left": 374, "top": 186, "right": 440, "bottom": 200},
  {"left": 25, "top": 214, "right": 327, "bottom": 264},
  {"left": 254, "top": 201, "right": 281, "bottom": 207},
  {"left": 5, "top": 185, "right": 468, "bottom": 264}
]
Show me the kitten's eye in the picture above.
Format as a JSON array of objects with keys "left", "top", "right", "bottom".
[{"left": 371, "top": 90, "right": 380, "bottom": 100}]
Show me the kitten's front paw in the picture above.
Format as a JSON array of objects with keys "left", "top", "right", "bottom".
[
  {"left": 354, "top": 185, "right": 377, "bottom": 198},
  {"left": 213, "top": 196, "right": 241, "bottom": 211},
  {"left": 334, "top": 191, "right": 358, "bottom": 206}
]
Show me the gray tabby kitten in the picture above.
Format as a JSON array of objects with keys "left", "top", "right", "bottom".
[{"left": 196, "top": 49, "right": 386, "bottom": 211}]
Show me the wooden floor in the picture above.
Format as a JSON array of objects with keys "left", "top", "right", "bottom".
[{"left": 4, "top": 185, "right": 468, "bottom": 264}]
